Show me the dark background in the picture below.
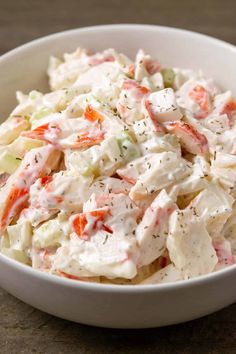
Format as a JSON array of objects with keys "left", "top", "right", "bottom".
[
  {"left": 1, "top": 0, "right": 236, "bottom": 55},
  {"left": 0, "top": 0, "right": 235, "bottom": 353}
]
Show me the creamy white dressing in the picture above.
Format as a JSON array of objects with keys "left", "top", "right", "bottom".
[{"left": 0, "top": 46, "right": 235, "bottom": 284}]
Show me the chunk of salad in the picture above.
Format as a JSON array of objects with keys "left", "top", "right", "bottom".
[{"left": 0, "top": 47, "right": 235, "bottom": 285}]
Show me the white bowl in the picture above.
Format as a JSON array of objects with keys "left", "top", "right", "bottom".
[{"left": 0, "top": 24, "right": 235, "bottom": 328}]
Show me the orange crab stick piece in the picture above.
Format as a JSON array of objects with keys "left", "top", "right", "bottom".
[
  {"left": 221, "top": 99, "right": 236, "bottom": 119},
  {"left": 22, "top": 123, "right": 50, "bottom": 139},
  {"left": 0, "top": 145, "right": 61, "bottom": 232},
  {"left": 72, "top": 209, "right": 110, "bottom": 241},
  {"left": 144, "top": 100, "right": 166, "bottom": 134},
  {"left": 0, "top": 187, "right": 28, "bottom": 230},
  {"left": 40, "top": 175, "right": 53, "bottom": 186},
  {"left": 165, "top": 121, "right": 208, "bottom": 155},
  {"left": 75, "top": 132, "right": 105, "bottom": 149},
  {"left": 22, "top": 123, "right": 61, "bottom": 143},
  {"left": 87, "top": 54, "right": 115, "bottom": 66},
  {"left": 84, "top": 105, "right": 104, "bottom": 123},
  {"left": 122, "top": 79, "right": 150, "bottom": 100},
  {"left": 189, "top": 85, "right": 210, "bottom": 119}
]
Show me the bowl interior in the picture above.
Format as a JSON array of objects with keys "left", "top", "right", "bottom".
[{"left": 0, "top": 24, "right": 236, "bottom": 120}]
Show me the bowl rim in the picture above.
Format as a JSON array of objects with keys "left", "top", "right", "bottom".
[
  {"left": 1, "top": 23, "right": 236, "bottom": 61},
  {"left": 0, "top": 251, "right": 235, "bottom": 292},
  {"left": 0, "top": 23, "right": 235, "bottom": 292}
]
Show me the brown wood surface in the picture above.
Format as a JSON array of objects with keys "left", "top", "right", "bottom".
[{"left": 0, "top": 0, "right": 236, "bottom": 353}]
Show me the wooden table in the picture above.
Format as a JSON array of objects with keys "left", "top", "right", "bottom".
[{"left": 0, "top": 1, "right": 235, "bottom": 353}]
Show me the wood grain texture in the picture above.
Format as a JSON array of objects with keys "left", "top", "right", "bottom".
[{"left": 0, "top": 0, "right": 235, "bottom": 353}]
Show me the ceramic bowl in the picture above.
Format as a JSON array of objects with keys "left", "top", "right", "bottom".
[{"left": 0, "top": 24, "right": 235, "bottom": 328}]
